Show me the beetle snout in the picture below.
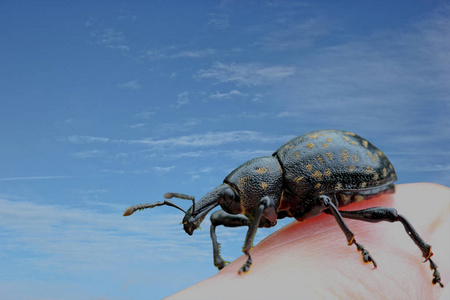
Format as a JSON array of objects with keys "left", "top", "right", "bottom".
[{"left": 183, "top": 221, "right": 195, "bottom": 235}]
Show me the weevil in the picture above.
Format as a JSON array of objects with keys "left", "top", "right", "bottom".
[{"left": 123, "top": 129, "right": 443, "bottom": 287}]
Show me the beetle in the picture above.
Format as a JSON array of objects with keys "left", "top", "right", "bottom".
[{"left": 123, "top": 129, "right": 443, "bottom": 287}]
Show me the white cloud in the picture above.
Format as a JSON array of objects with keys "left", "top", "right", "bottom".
[
  {"left": 209, "top": 90, "right": 244, "bottom": 100},
  {"left": 146, "top": 47, "right": 216, "bottom": 60},
  {"left": 0, "top": 176, "right": 71, "bottom": 182},
  {"left": 90, "top": 28, "right": 130, "bottom": 51},
  {"left": 0, "top": 197, "right": 212, "bottom": 276},
  {"left": 65, "top": 135, "right": 110, "bottom": 143},
  {"left": 175, "top": 91, "right": 190, "bottom": 107},
  {"left": 207, "top": 13, "right": 230, "bottom": 29},
  {"left": 196, "top": 62, "right": 295, "bottom": 86},
  {"left": 71, "top": 149, "right": 105, "bottom": 159},
  {"left": 130, "top": 131, "right": 295, "bottom": 148},
  {"left": 64, "top": 131, "right": 295, "bottom": 149},
  {"left": 153, "top": 166, "right": 176, "bottom": 173},
  {"left": 128, "top": 123, "right": 146, "bottom": 129},
  {"left": 133, "top": 111, "right": 156, "bottom": 119},
  {"left": 119, "top": 80, "right": 140, "bottom": 90},
  {"left": 171, "top": 48, "right": 215, "bottom": 58}
]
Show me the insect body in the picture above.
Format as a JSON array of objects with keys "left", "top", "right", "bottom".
[{"left": 124, "top": 129, "right": 443, "bottom": 287}]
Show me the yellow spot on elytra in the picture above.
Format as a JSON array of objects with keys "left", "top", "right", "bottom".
[
  {"left": 312, "top": 170, "right": 322, "bottom": 180},
  {"left": 317, "top": 155, "right": 325, "bottom": 164},
  {"left": 373, "top": 173, "right": 379, "bottom": 180},
  {"left": 335, "top": 182, "right": 343, "bottom": 190},
  {"left": 306, "top": 164, "right": 313, "bottom": 171},
  {"left": 256, "top": 167, "right": 268, "bottom": 174},
  {"left": 295, "top": 176, "right": 304, "bottom": 183},
  {"left": 293, "top": 152, "right": 300, "bottom": 159},
  {"left": 340, "top": 193, "right": 351, "bottom": 204},
  {"left": 238, "top": 176, "right": 249, "bottom": 189},
  {"left": 353, "top": 155, "right": 359, "bottom": 162},
  {"left": 365, "top": 166, "right": 374, "bottom": 174},
  {"left": 326, "top": 137, "right": 332, "bottom": 143},
  {"left": 351, "top": 141, "right": 358, "bottom": 145},
  {"left": 340, "top": 150, "right": 349, "bottom": 162},
  {"left": 325, "top": 152, "right": 333, "bottom": 160},
  {"left": 349, "top": 165, "right": 355, "bottom": 172},
  {"left": 389, "top": 163, "right": 394, "bottom": 170},
  {"left": 367, "top": 150, "right": 379, "bottom": 164},
  {"left": 354, "top": 195, "right": 364, "bottom": 202},
  {"left": 361, "top": 182, "right": 367, "bottom": 188},
  {"left": 378, "top": 150, "right": 383, "bottom": 157},
  {"left": 261, "top": 182, "right": 268, "bottom": 190},
  {"left": 342, "top": 136, "right": 350, "bottom": 142},
  {"left": 383, "top": 168, "right": 387, "bottom": 177},
  {"left": 324, "top": 169, "right": 331, "bottom": 176},
  {"left": 315, "top": 183, "right": 321, "bottom": 188},
  {"left": 307, "top": 143, "right": 314, "bottom": 149},
  {"left": 362, "top": 140, "right": 369, "bottom": 148},
  {"left": 309, "top": 133, "right": 319, "bottom": 139},
  {"left": 344, "top": 131, "right": 356, "bottom": 136},
  {"left": 322, "top": 143, "right": 329, "bottom": 148}
]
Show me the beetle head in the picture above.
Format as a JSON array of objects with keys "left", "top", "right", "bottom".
[{"left": 182, "top": 183, "right": 240, "bottom": 235}]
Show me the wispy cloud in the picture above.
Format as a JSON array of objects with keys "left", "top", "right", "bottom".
[
  {"left": 174, "top": 91, "right": 190, "bottom": 107},
  {"left": 84, "top": 131, "right": 294, "bottom": 147},
  {"left": 209, "top": 90, "right": 244, "bottom": 100},
  {"left": 71, "top": 149, "right": 105, "bottom": 159},
  {"left": 65, "top": 135, "right": 110, "bottom": 143},
  {"left": 207, "top": 13, "right": 230, "bottom": 29},
  {"left": 119, "top": 80, "right": 140, "bottom": 90},
  {"left": 196, "top": 62, "right": 295, "bottom": 86},
  {"left": 133, "top": 111, "right": 156, "bottom": 119},
  {"left": 0, "top": 197, "right": 212, "bottom": 276},
  {"left": 0, "top": 176, "right": 72, "bottom": 182},
  {"left": 90, "top": 28, "right": 130, "bottom": 51},
  {"left": 153, "top": 166, "right": 176, "bottom": 173},
  {"left": 146, "top": 47, "right": 215, "bottom": 60},
  {"left": 171, "top": 48, "right": 215, "bottom": 58},
  {"left": 253, "top": 18, "right": 329, "bottom": 51}
]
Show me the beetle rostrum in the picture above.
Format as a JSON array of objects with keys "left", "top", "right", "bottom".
[{"left": 123, "top": 129, "right": 443, "bottom": 287}]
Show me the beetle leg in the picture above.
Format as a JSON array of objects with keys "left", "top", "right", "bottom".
[
  {"left": 210, "top": 210, "right": 251, "bottom": 270},
  {"left": 331, "top": 207, "right": 444, "bottom": 288},
  {"left": 319, "top": 196, "right": 377, "bottom": 268},
  {"left": 239, "top": 196, "right": 277, "bottom": 274}
]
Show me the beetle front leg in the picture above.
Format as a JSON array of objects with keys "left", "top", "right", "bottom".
[
  {"left": 210, "top": 210, "right": 251, "bottom": 270},
  {"left": 320, "top": 196, "right": 377, "bottom": 268},
  {"left": 239, "top": 196, "right": 277, "bottom": 274}
]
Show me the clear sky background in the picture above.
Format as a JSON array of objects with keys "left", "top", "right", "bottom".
[{"left": 1, "top": 1, "right": 449, "bottom": 299}]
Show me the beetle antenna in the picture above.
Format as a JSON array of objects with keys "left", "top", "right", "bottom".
[
  {"left": 123, "top": 200, "right": 186, "bottom": 216},
  {"left": 164, "top": 192, "right": 196, "bottom": 214}
]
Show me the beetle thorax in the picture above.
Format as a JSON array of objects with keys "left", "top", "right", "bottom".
[{"left": 224, "top": 156, "right": 283, "bottom": 217}]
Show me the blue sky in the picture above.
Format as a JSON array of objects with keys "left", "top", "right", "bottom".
[{"left": 1, "top": 1, "right": 449, "bottom": 299}]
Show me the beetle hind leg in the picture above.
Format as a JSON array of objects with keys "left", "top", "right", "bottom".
[{"left": 332, "top": 207, "right": 443, "bottom": 288}]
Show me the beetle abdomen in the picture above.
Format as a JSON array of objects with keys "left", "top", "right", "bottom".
[{"left": 274, "top": 130, "right": 397, "bottom": 201}]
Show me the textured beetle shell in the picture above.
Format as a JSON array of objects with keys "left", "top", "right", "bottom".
[
  {"left": 274, "top": 130, "right": 397, "bottom": 203},
  {"left": 224, "top": 156, "right": 283, "bottom": 219}
]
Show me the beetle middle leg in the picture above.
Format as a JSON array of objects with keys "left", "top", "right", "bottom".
[
  {"left": 210, "top": 210, "right": 251, "bottom": 270},
  {"left": 329, "top": 207, "right": 444, "bottom": 287},
  {"left": 319, "top": 196, "right": 377, "bottom": 267}
]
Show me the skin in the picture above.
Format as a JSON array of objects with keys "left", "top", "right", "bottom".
[{"left": 167, "top": 183, "right": 449, "bottom": 300}]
